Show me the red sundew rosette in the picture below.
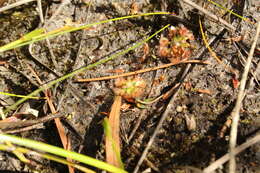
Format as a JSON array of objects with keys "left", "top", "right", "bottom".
[{"left": 113, "top": 77, "right": 146, "bottom": 102}]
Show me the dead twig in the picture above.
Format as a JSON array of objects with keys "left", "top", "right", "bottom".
[
  {"left": 0, "top": 112, "right": 63, "bottom": 131},
  {"left": 229, "top": 22, "right": 260, "bottom": 173},
  {"left": 3, "top": 123, "right": 45, "bottom": 133},
  {"left": 180, "top": 0, "right": 236, "bottom": 31},
  {"left": 203, "top": 133, "right": 260, "bottom": 173},
  {"left": 76, "top": 60, "right": 209, "bottom": 82},
  {"left": 37, "top": 0, "right": 44, "bottom": 24},
  {"left": 0, "top": 0, "right": 36, "bottom": 13}
]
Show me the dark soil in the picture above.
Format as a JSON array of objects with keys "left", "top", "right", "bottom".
[{"left": 0, "top": 0, "right": 259, "bottom": 173}]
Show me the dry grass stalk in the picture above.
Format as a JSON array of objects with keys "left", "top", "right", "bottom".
[{"left": 229, "top": 22, "right": 260, "bottom": 173}]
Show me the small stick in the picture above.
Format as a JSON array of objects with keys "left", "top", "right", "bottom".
[
  {"left": 3, "top": 123, "right": 45, "bottom": 133},
  {"left": 37, "top": 0, "right": 44, "bottom": 24},
  {"left": 180, "top": 0, "right": 236, "bottom": 31},
  {"left": 229, "top": 22, "right": 260, "bottom": 173},
  {"left": 0, "top": 0, "right": 36, "bottom": 13},
  {"left": 0, "top": 113, "right": 63, "bottom": 131},
  {"left": 76, "top": 60, "right": 209, "bottom": 82},
  {"left": 203, "top": 133, "right": 260, "bottom": 173}
]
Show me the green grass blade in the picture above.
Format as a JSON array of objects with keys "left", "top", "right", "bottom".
[
  {"left": 0, "top": 12, "right": 170, "bottom": 52},
  {"left": 0, "top": 144, "right": 96, "bottom": 173},
  {"left": 0, "top": 28, "right": 45, "bottom": 52},
  {"left": 0, "top": 91, "right": 44, "bottom": 99},
  {"left": 207, "top": 0, "right": 248, "bottom": 21},
  {"left": 0, "top": 134, "right": 127, "bottom": 173}
]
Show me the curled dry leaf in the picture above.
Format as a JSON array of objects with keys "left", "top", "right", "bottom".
[{"left": 105, "top": 96, "right": 123, "bottom": 168}]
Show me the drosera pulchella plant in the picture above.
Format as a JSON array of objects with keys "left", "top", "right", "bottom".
[
  {"left": 158, "top": 25, "right": 195, "bottom": 63},
  {"left": 105, "top": 77, "right": 146, "bottom": 168},
  {"left": 106, "top": 27, "right": 196, "bottom": 167},
  {"left": 113, "top": 77, "right": 147, "bottom": 102}
]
